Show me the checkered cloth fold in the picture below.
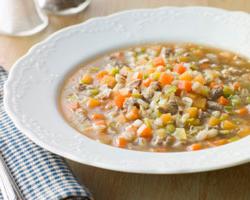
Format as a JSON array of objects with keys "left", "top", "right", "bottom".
[{"left": 0, "top": 67, "right": 92, "bottom": 200}]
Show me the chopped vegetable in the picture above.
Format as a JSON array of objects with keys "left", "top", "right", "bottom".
[
  {"left": 187, "top": 143, "right": 202, "bottom": 151},
  {"left": 132, "top": 71, "right": 143, "bottom": 80},
  {"left": 142, "top": 78, "right": 152, "bottom": 87},
  {"left": 178, "top": 80, "right": 192, "bottom": 92},
  {"left": 235, "top": 107, "right": 248, "bottom": 116},
  {"left": 246, "top": 97, "right": 250, "bottom": 104},
  {"left": 179, "top": 72, "right": 193, "bottom": 81},
  {"left": 109, "top": 67, "right": 119, "bottom": 75},
  {"left": 237, "top": 128, "right": 250, "bottom": 137},
  {"left": 160, "top": 113, "right": 172, "bottom": 125},
  {"left": 96, "top": 70, "right": 108, "bottom": 80},
  {"left": 116, "top": 137, "right": 128, "bottom": 148},
  {"left": 208, "top": 116, "right": 220, "bottom": 126},
  {"left": 152, "top": 56, "right": 165, "bottom": 67},
  {"left": 173, "top": 64, "right": 186, "bottom": 74},
  {"left": 91, "top": 113, "right": 105, "bottom": 120},
  {"left": 223, "top": 86, "right": 234, "bottom": 97},
  {"left": 187, "top": 107, "right": 198, "bottom": 118},
  {"left": 213, "top": 139, "right": 228, "bottom": 146},
  {"left": 61, "top": 43, "right": 250, "bottom": 153},
  {"left": 233, "top": 82, "right": 241, "bottom": 90},
  {"left": 137, "top": 124, "right": 152, "bottom": 138},
  {"left": 222, "top": 120, "right": 237, "bottom": 130},
  {"left": 143, "top": 118, "right": 152, "bottom": 128},
  {"left": 155, "top": 129, "right": 167, "bottom": 139},
  {"left": 114, "top": 92, "right": 126, "bottom": 108},
  {"left": 217, "top": 96, "right": 229, "bottom": 106},
  {"left": 174, "top": 128, "right": 187, "bottom": 140},
  {"left": 193, "top": 97, "right": 206, "bottom": 109},
  {"left": 166, "top": 124, "right": 176, "bottom": 134},
  {"left": 150, "top": 72, "right": 161, "bottom": 80},
  {"left": 101, "top": 75, "right": 116, "bottom": 88},
  {"left": 87, "top": 98, "right": 101, "bottom": 108},
  {"left": 194, "top": 74, "right": 206, "bottom": 85},
  {"left": 81, "top": 74, "right": 93, "bottom": 84},
  {"left": 125, "top": 106, "right": 140, "bottom": 120},
  {"left": 159, "top": 73, "right": 174, "bottom": 86}
]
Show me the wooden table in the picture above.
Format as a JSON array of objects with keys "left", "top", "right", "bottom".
[{"left": 1, "top": 1, "right": 250, "bottom": 199}]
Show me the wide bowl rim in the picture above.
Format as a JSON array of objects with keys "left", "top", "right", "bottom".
[{"left": 4, "top": 6, "right": 250, "bottom": 174}]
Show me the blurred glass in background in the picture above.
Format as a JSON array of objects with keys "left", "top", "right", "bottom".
[
  {"left": 0, "top": 0, "right": 91, "bottom": 36},
  {"left": 0, "top": 0, "right": 48, "bottom": 36},
  {"left": 38, "top": 0, "right": 91, "bottom": 15}
]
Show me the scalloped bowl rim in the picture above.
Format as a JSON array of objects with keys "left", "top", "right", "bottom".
[{"left": 4, "top": 6, "right": 250, "bottom": 174}]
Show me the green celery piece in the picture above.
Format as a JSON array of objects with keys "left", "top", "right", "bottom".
[{"left": 223, "top": 86, "right": 234, "bottom": 97}]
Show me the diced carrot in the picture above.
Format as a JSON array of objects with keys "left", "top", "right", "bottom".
[
  {"left": 222, "top": 120, "right": 237, "bottom": 130},
  {"left": 187, "top": 143, "right": 202, "bottom": 151},
  {"left": 125, "top": 107, "right": 140, "bottom": 121},
  {"left": 160, "top": 113, "right": 172, "bottom": 125},
  {"left": 173, "top": 64, "right": 186, "bottom": 74},
  {"left": 213, "top": 139, "right": 228, "bottom": 146},
  {"left": 101, "top": 75, "right": 116, "bottom": 88},
  {"left": 233, "top": 82, "right": 241, "bottom": 90},
  {"left": 68, "top": 102, "right": 80, "bottom": 111},
  {"left": 91, "top": 113, "right": 105, "bottom": 120},
  {"left": 194, "top": 74, "right": 206, "bottom": 85},
  {"left": 178, "top": 80, "right": 192, "bottom": 92},
  {"left": 94, "top": 120, "right": 106, "bottom": 126},
  {"left": 159, "top": 73, "right": 174, "bottom": 86},
  {"left": 217, "top": 96, "right": 229, "bottom": 105},
  {"left": 96, "top": 70, "right": 108, "bottom": 80},
  {"left": 187, "top": 107, "right": 198, "bottom": 118},
  {"left": 179, "top": 72, "right": 193, "bottom": 81},
  {"left": 137, "top": 124, "right": 152, "bottom": 138},
  {"left": 114, "top": 92, "right": 126, "bottom": 108},
  {"left": 238, "top": 128, "right": 250, "bottom": 137},
  {"left": 152, "top": 57, "right": 165, "bottom": 67},
  {"left": 87, "top": 98, "right": 101, "bottom": 108},
  {"left": 81, "top": 74, "right": 93, "bottom": 84},
  {"left": 116, "top": 137, "right": 128, "bottom": 148},
  {"left": 142, "top": 78, "right": 152, "bottom": 87},
  {"left": 235, "top": 107, "right": 248, "bottom": 116},
  {"left": 132, "top": 71, "right": 143, "bottom": 80}
]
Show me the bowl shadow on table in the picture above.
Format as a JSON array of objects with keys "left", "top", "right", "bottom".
[{"left": 67, "top": 160, "right": 250, "bottom": 200}]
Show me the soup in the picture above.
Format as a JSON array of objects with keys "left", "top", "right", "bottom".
[{"left": 60, "top": 43, "right": 250, "bottom": 152}]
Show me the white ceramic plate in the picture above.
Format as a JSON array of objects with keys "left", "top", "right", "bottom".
[{"left": 4, "top": 7, "right": 250, "bottom": 174}]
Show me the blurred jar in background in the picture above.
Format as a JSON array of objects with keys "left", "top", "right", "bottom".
[{"left": 37, "top": 0, "right": 91, "bottom": 15}]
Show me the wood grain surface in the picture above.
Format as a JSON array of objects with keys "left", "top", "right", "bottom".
[{"left": 1, "top": 1, "right": 250, "bottom": 200}]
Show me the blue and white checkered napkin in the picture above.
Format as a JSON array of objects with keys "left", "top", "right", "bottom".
[{"left": 0, "top": 67, "right": 93, "bottom": 200}]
